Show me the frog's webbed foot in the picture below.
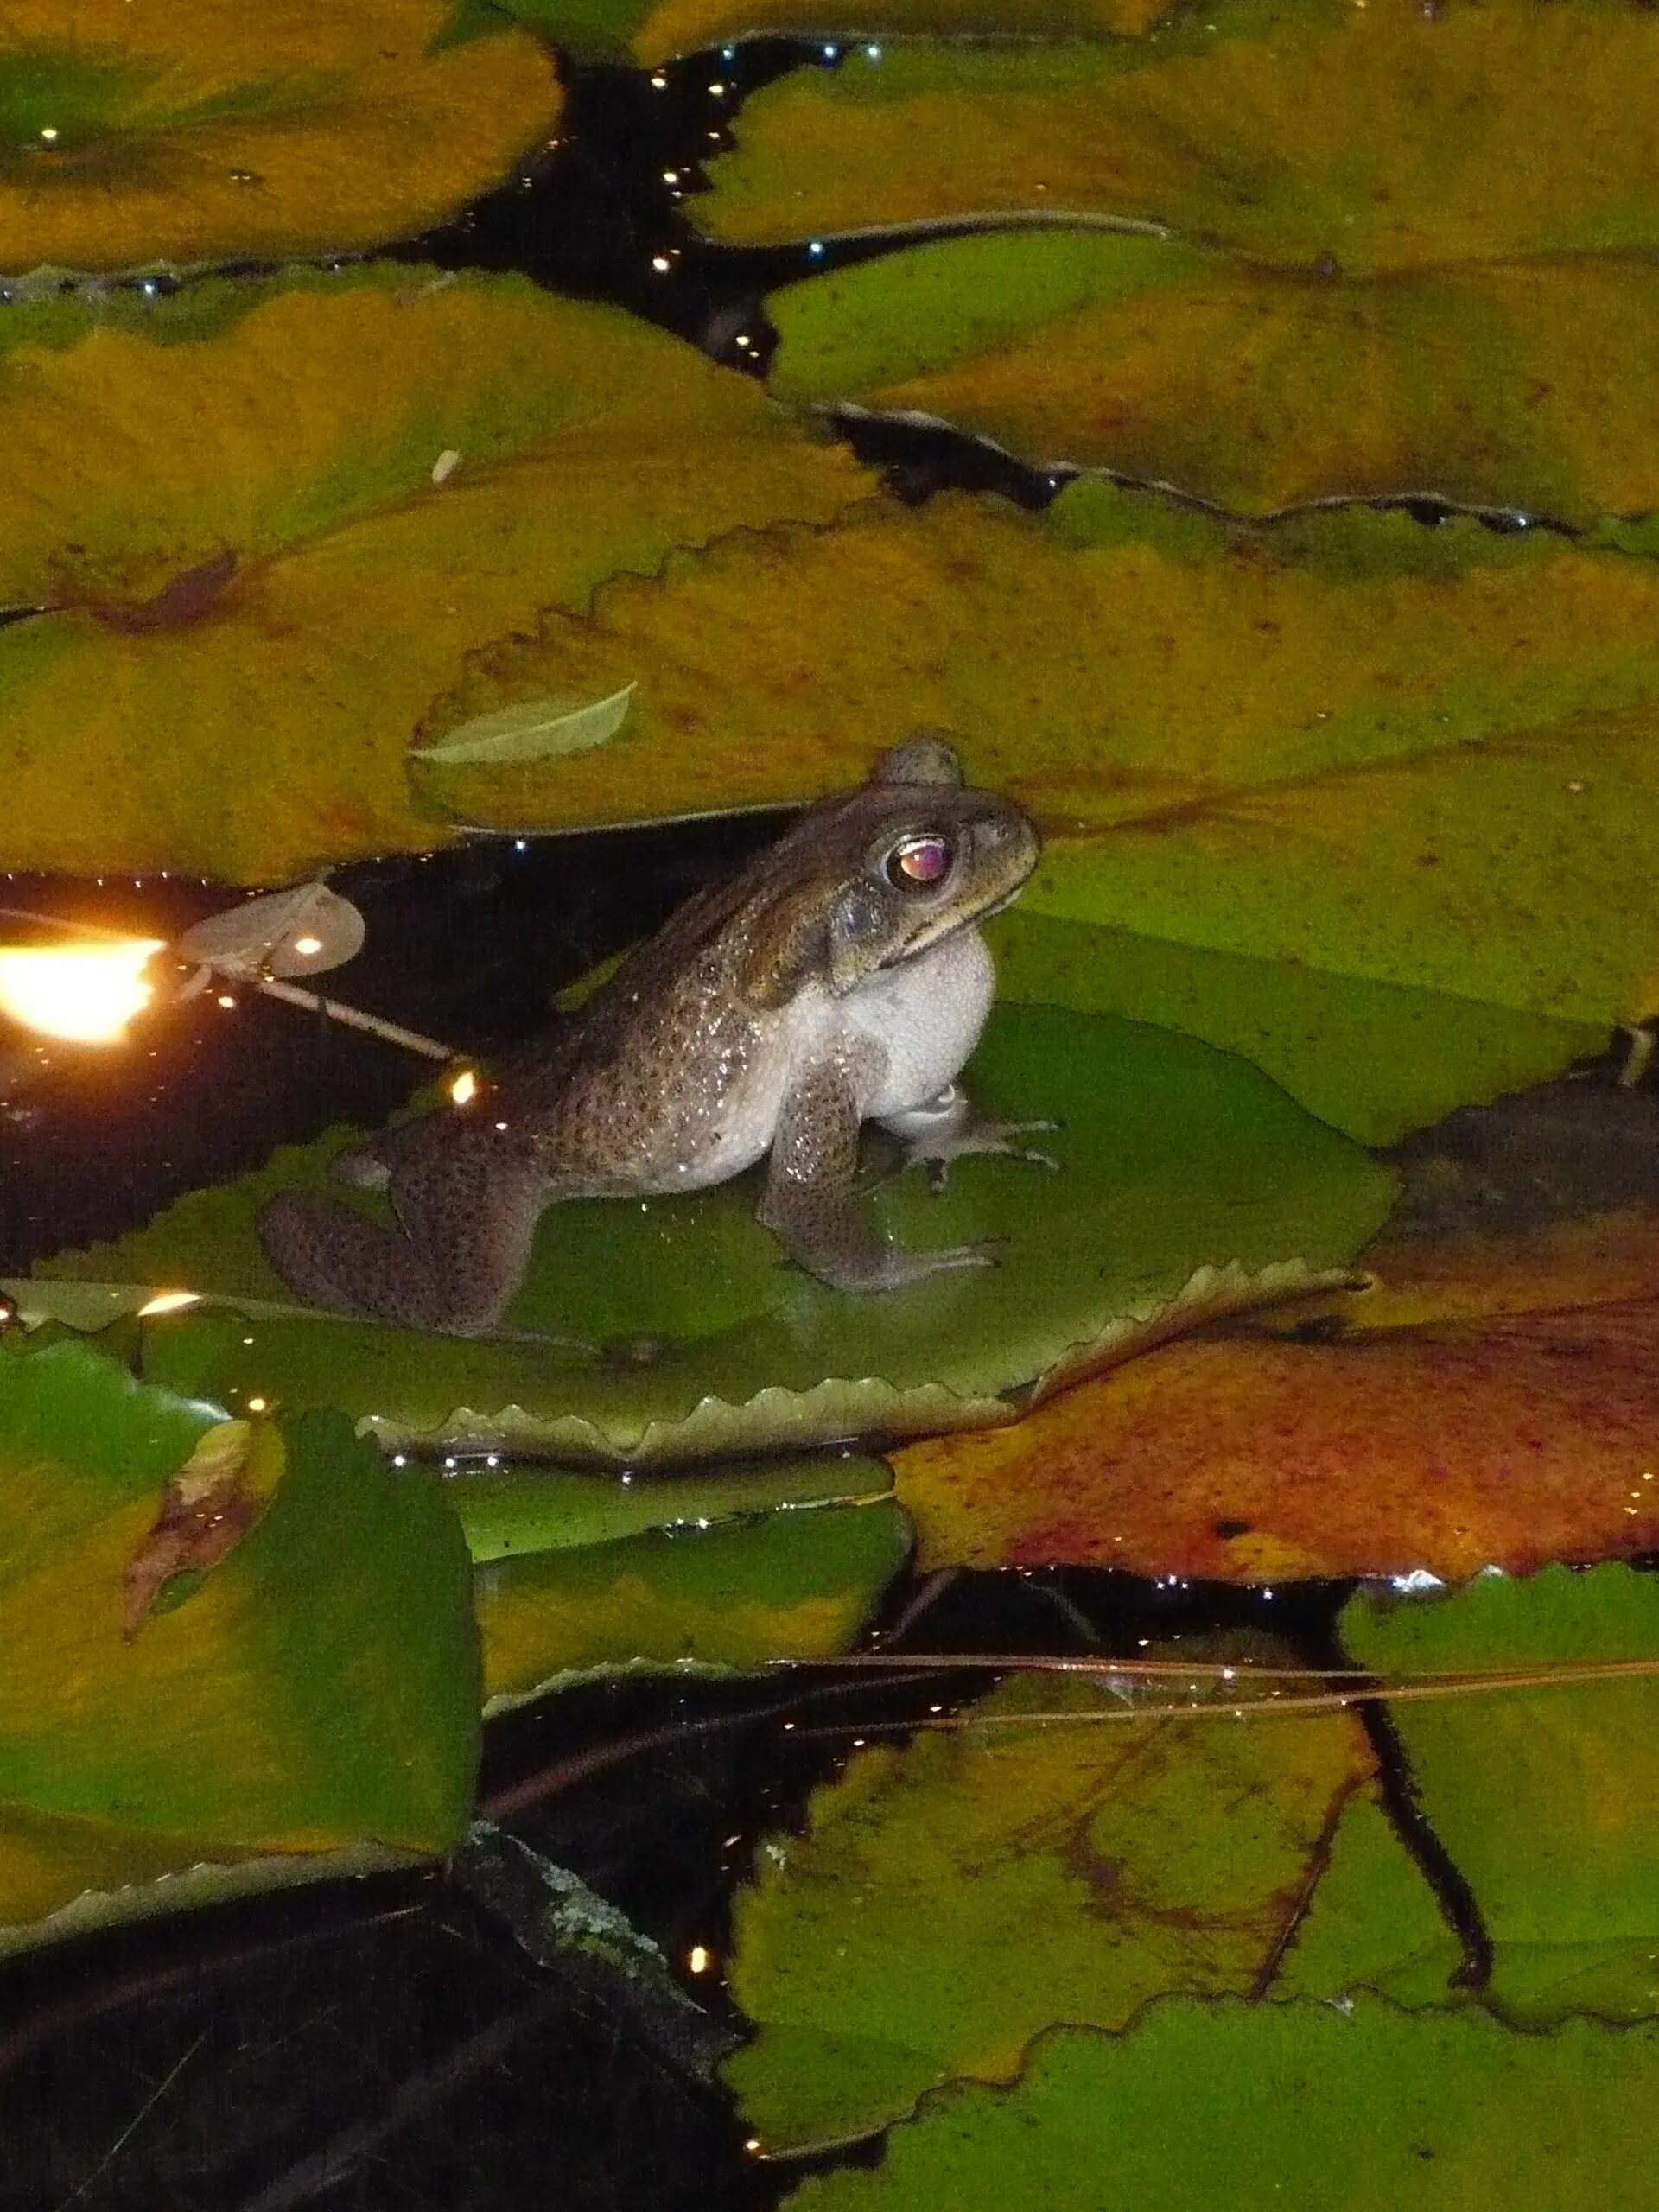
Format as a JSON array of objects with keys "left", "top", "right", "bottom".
[
  {"left": 881, "top": 1085, "right": 1060, "bottom": 1192},
  {"left": 760, "top": 1057, "right": 1001, "bottom": 1291},
  {"left": 259, "top": 1149, "right": 547, "bottom": 1337}
]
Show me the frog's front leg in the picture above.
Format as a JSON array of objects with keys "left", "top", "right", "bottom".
[
  {"left": 759, "top": 1055, "right": 996, "bottom": 1291},
  {"left": 258, "top": 1143, "right": 548, "bottom": 1336},
  {"left": 880, "top": 1084, "right": 1058, "bottom": 1192}
]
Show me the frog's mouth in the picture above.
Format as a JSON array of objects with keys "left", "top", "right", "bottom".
[{"left": 893, "top": 874, "right": 1029, "bottom": 963}]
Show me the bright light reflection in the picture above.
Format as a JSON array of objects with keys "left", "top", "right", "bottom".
[
  {"left": 137, "top": 1291, "right": 201, "bottom": 1317},
  {"left": 449, "top": 1067, "right": 479, "bottom": 1105},
  {"left": 0, "top": 938, "right": 163, "bottom": 1043}
]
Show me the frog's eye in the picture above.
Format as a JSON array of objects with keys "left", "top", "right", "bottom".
[{"left": 885, "top": 833, "right": 954, "bottom": 890}]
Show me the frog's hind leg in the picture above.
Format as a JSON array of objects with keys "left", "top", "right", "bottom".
[{"left": 258, "top": 1152, "right": 546, "bottom": 1336}]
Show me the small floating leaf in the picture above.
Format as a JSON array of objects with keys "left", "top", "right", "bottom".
[
  {"left": 120, "top": 1415, "right": 279, "bottom": 1636},
  {"left": 412, "top": 681, "right": 637, "bottom": 768},
  {"left": 174, "top": 882, "right": 366, "bottom": 982}
]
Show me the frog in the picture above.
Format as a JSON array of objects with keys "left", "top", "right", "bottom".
[{"left": 258, "top": 738, "right": 1052, "bottom": 1337}]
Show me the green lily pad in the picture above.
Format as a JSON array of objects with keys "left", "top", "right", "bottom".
[
  {"left": 448, "top": 1448, "right": 893, "bottom": 1562},
  {"left": 438, "top": 480, "right": 1659, "bottom": 1136},
  {"left": 477, "top": 1496, "right": 911, "bottom": 1711},
  {"left": 728, "top": 1566, "right": 1659, "bottom": 2157},
  {"left": 0, "top": 1338, "right": 479, "bottom": 1947},
  {"left": 773, "top": 2002, "right": 1659, "bottom": 2212},
  {"left": 766, "top": 232, "right": 1659, "bottom": 523},
  {"left": 1340, "top": 1565, "right": 1659, "bottom": 2024},
  {"left": 989, "top": 911, "right": 1605, "bottom": 1147},
  {"left": 0, "top": 0, "right": 563, "bottom": 277},
  {"left": 724, "top": 1664, "right": 1400, "bottom": 2152},
  {"left": 39, "top": 1003, "right": 1394, "bottom": 1460},
  {"left": 699, "top": 3, "right": 1659, "bottom": 264},
  {"left": 480, "top": 0, "right": 1179, "bottom": 67},
  {"left": 0, "top": 264, "right": 868, "bottom": 880}
]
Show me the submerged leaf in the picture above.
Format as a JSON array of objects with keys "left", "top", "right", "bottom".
[{"left": 0, "top": 0, "right": 563, "bottom": 275}]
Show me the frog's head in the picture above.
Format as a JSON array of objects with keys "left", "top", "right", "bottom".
[{"left": 744, "top": 739, "right": 1039, "bottom": 1001}]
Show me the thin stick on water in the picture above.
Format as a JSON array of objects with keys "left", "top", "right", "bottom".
[
  {"left": 788, "top": 1656, "right": 1659, "bottom": 1741},
  {"left": 251, "top": 975, "right": 455, "bottom": 1061}
]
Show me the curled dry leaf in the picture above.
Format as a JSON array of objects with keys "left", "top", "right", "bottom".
[
  {"left": 174, "top": 883, "right": 366, "bottom": 985},
  {"left": 121, "top": 1416, "right": 281, "bottom": 1637}
]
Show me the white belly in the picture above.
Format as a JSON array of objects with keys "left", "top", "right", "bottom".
[
  {"left": 663, "top": 931, "right": 995, "bottom": 1194},
  {"left": 839, "top": 929, "right": 995, "bottom": 1116}
]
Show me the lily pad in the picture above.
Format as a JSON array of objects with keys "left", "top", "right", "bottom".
[
  {"left": 38, "top": 1004, "right": 1395, "bottom": 1461},
  {"left": 893, "top": 1079, "right": 1659, "bottom": 1582},
  {"left": 724, "top": 1664, "right": 1399, "bottom": 2152},
  {"left": 448, "top": 1448, "right": 893, "bottom": 1561},
  {"left": 1341, "top": 1565, "right": 1659, "bottom": 2024},
  {"left": 477, "top": 1496, "right": 911, "bottom": 1710},
  {"left": 989, "top": 911, "right": 1605, "bottom": 1147},
  {"left": 767, "top": 232, "right": 1659, "bottom": 522},
  {"left": 728, "top": 1569, "right": 1659, "bottom": 2162},
  {"left": 0, "top": 1338, "right": 479, "bottom": 1944},
  {"left": 0, "top": 265, "right": 868, "bottom": 880},
  {"left": 772, "top": 2002, "right": 1659, "bottom": 2212},
  {"left": 893, "top": 1300, "right": 1659, "bottom": 1584},
  {"left": 698, "top": 3, "right": 1659, "bottom": 264},
  {"left": 485, "top": 0, "right": 1179, "bottom": 67},
  {"left": 0, "top": 0, "right": 563, "bottom": 276},
  {"left": 440, "top": 481, "right": 1659, "bottom": 1136}
]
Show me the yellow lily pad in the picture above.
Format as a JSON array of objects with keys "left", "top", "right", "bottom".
[
  {"left": 0, "top": 267, "right": 868, "bottom": 880},
  {"left": 0, "top": 0, "right": 563, "bottom": 276},
  {"left": 767, "top": 232, "right": 1659, "bottom": 523},
  {"left": 432, "top": 482, "right": 1659, "bottom": 1135},
  {"left": 699, "top": 1, "right": 1659, "bottom": 264},
  {"left": 493, "top": 0, "right": 1177, "bottom": 67}
]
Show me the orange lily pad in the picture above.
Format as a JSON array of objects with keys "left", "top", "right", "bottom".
[{"left": 893, "top": 1079, "right": 1659, "bottom": 1582}]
